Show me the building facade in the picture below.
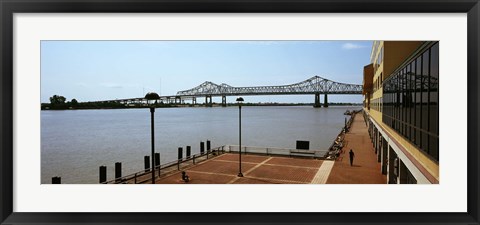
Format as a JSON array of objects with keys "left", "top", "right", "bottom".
[{"left": 363, "top": 41, "right": 439, "bottom": 184}]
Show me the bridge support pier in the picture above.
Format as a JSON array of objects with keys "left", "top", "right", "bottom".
[
  {"left": 205, "top": 96, "right": 212, "bottom": 107},
  {"left": 192, "top": 97, "right": 196, "bottom": 105},
  {"left": 314, "top": 93, "right": 321, "bottom": 108},
  {"left": 324, "top": 94, "right": 328, "bottom": 107},
  {"left": 221, "top": 96, "right": 226, "bottom": 107}
]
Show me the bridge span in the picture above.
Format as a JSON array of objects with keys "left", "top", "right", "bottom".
[
  {"left": 88, "top": 76, "right": 363, "bottom": 108},
  {"left": 176, "top": 76, "right": 362, "bottom": 107}
]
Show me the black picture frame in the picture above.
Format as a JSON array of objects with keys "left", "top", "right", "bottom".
[{"left": 1, "top": 0, "right": 479, "bottom": 224}]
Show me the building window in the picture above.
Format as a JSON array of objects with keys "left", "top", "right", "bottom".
[
  {"left": 382, "top": 42, "right": 439, "bottom": 162},
  {"left": 377, "top": 46, "right": 384, "bottom": 66}
]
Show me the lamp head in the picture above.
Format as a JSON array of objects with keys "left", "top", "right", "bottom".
[{"left": 236, "top": 97, "right": 244, "bottom": 103}]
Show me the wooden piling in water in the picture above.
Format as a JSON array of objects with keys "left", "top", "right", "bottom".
[
  {"left": 154, "top": 153, "right": 160, "bottom": 167},
  {"left": 186, "top": 146, "right": 191, "bottom": 159},
  {"left": 115, "top": 162, "right": 122, "bottom": 182},
  {"left": 144, "top": 156, "right": 150, "bottom": 172},
  {"left": 99, "top": 166, "right": 107, "bottom": 183}
]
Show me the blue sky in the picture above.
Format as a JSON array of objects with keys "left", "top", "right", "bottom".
[{"left": 41, "top": 41, "right": 372, "bottom": 104}]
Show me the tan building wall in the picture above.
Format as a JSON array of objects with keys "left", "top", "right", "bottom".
[{"left": 383, "top": 41, "right": 423, "bottom": 80}]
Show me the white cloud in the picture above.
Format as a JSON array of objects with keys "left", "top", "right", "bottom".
[
  {"left": 341, "top": 42, "right": 367, "bottom": 50},
  {"left": 101, "top": 83, "right": 124, "bottom": 89},
  {"left": 229, "top": 40, "right": 330, "bottom": 45},
  {"left": 101, "top": 83, "right": 143, "bottom": 89}
]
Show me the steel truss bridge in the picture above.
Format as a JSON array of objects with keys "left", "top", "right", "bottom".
[
  {"left": 89, "top": 76, "right": 363, "bottom": 108},
  {"left": 176, "top": 76, "right": 362, "bottom": 107},
  {"left": 177, "top": 76, "right": 362, "bottom": 96}
]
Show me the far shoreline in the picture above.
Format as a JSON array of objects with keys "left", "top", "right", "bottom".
[{"left": 41, "top": 102, "right": 362, "bottom": 110}]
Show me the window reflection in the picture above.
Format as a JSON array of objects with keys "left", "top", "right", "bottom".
[{"left": 382, "top": 42, "right": 439, "bottom": 161}]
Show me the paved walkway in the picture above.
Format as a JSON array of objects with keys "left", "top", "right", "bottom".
[
  {"left": 148, "top": 112, "right": 386, "bottom": 185},
  {"left": 310, "top": 161, "right": 335, "bottom": 184},
  {"left": 326, "top": 113, "right": 387, "bottom": 184},
  {"left": 156, "top": 154, "right": 325, "bottom": 184}
]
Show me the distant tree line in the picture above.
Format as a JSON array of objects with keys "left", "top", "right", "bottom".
[
  {"left": 42, "top": 95, "right": 361, "bottom": 110},
  {"left": 42, "top": 95, "right": 178, "bottom": 110}
]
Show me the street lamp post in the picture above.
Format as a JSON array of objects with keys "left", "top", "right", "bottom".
[
  {"left": 236, "top": 97, "right": 244, "bottom": 177},
  {"left": 145, "top": 92, "right": 160, "bottom": 184}
]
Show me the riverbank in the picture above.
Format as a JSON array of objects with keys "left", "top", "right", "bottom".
[{"left": 41, "top": 102, "right": 362, "bottom": 110}]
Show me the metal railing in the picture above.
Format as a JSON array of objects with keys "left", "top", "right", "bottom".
[
  {"left": 102, "top": 148, "right": 226, "bottom": 184},
  {"left": 101, "top": 113, "right": 364, "bottom": 184},
  {"left": 102, "top": 144, "right": 332, "bottom": 184},
  {"left": 221, "top": 145, "right": 328, "bottom": 159}
]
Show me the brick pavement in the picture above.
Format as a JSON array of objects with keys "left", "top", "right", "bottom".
[
  {"left": 326, "top": 114, "right": 387, "bottom": 184},
  {"left": 154, "top": 113, "right": 386, "bottom": 184},
  {"left": 155, "top": 153, "right": 325, "bottom": 184}
]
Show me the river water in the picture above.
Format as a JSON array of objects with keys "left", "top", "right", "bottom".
[{"left": 41, "top": 106, "right": 360, "bottom": 184}]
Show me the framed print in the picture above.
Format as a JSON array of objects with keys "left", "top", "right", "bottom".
[{"left": 1, "top": 0, "right": 479, "bottom": 224}]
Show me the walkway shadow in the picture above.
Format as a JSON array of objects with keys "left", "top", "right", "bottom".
[{"left": 351, "top": 165, "right": 362, "bottom": 167}]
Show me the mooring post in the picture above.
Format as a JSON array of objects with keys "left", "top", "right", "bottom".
[
  {"left": 178, "top": 147, "right": 183, "bottom": 160},
  {"left": 206, "top": 140, "right": 211, "bottom": 158},
  {"left": 178, "top": 147, "right": 183, "bottom": 170},
  {"left": 186, "top": 146, "right": 191, "bottom": 159},
  {"left": 99, "top": 165, "right": 107, "bottom": 183},
  {"left": 155, "top": 153, "right": 160, "bottom": 168},
  {"left": 115, "top": 162, "right": 122, "bottom": 182},
  {"left": 52, "top": 176, "right": 61, "bottom": 184},
  {"left": 144, "top": 156, "right": 150, "bottom": 172}
]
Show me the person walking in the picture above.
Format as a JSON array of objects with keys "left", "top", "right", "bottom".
[{"left": 349, "top": 149, "right": 355, "bottom": 166}]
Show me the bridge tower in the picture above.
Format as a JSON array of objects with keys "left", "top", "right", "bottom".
[
  {"left": 314, "top": 93, "right": 321, "bottom": 108},
  {"left": 324, "top": 94, "right": 328, "bottom": 107}
]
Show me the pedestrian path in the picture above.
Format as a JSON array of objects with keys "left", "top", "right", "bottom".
[
  {"left": 326, "top": 113, "right": 387, "bottom": 184},
  {"left": 310, "top": 160, "right": 334, "bottom": 184},
  {"left": 153, "top": 112, "right": 386, "bottom": 184}
]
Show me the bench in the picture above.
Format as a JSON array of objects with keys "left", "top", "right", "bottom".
[{"left": 290, "top": 150, "right": 319, "bottom": 158}]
